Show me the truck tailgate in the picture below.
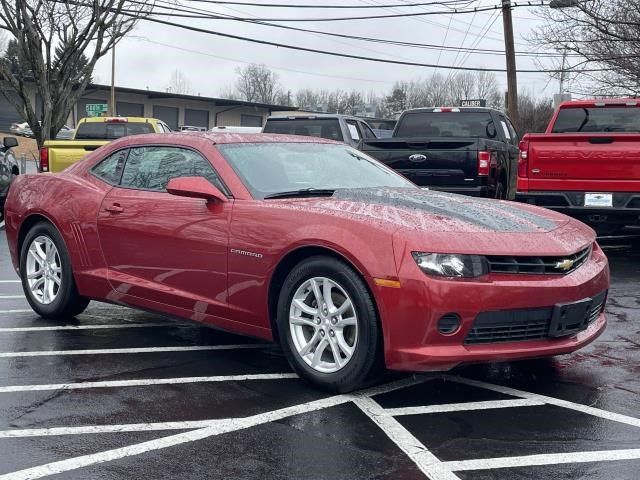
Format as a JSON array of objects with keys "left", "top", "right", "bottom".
[
  {"left": 45, "top": 141, "right": 106, "bottom": 173},
  {"left": 527, "top": 134, "right": 640, "bottom": 188},
  {"left": 362, "top": 138, "right": 478, "bottom": 187}
]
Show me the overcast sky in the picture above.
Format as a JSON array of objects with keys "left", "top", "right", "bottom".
[{"left": 92, "top": 0, "right": 559, "bottom": 101}]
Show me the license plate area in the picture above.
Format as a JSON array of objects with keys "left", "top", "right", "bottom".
[
  {"left": 584, "top": 193, "right": 613, "bottom": 207},
  {"left": 549, "top": 298, "right": 593, "bottom": 337}
]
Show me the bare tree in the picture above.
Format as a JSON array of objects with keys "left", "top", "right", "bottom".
[
  {"left": 234, "top": 63, "right": 283, "bottom": 104},
  {"left": 517, "top": 91, "right": 554, "bottom": 135},
  {"left": 531, "top": 0, "right": 640, "bottom": 96},
  {"left": 0, "top": 1, "right": 155, "bottom": 147},
  {"left": 166, "top": 69, "right": 192, "bottom": 95}
]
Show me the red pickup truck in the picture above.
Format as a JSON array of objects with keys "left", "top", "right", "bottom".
[{"left": 516, "top": 98, "right": 640, "bottom": 234}]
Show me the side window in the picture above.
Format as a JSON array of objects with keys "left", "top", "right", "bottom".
[
  {"left": 359, "top": 121, "right": 376, "bottom": 139},
  {"left": 91, "top": 149, "right": 128, "bottom": 185},
  {"left": 120, "top": 146, "right": 226, "bottom": 193},
  {"left": 507, "top": 120, "right": 519, "bottom": 144},
  {"left": 345, "top": 119, "right": 361, "bottom": 141}
]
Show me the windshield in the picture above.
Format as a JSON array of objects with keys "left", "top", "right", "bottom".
[
  {"left": 217, "top": 142, "right": 415, "bottom": 199},
  {"left": 395, "top": 112, "right": 497, "bottom": 138},
  {"left": 263, "top": 118, "right": 344, "bottom": 142},
  {"left": 552, "top": 107, "right": 640, "bottom": 133},
  {"left": 75, "top": 121, "right": 155, "bottom": 140}
]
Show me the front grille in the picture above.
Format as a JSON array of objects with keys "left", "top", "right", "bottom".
[
  {"left": 486, "top": 245, "right": 592, "bottom": 275},
  {"left": 465, "top": 290, "right": 607, "bottom": 345}
]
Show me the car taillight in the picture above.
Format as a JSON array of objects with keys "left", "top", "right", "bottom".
[
  {"left": 105, "top": 118, "right": 127, "bottom": 123},
  {"left": 518, "top": 139, "right": 529, "bottom": 177},
  {"left": 39, "top": 147, "right": 49, "bottom": 172},
  {"left": 477, "top": 151, "right": 490, "bottom": 176}
]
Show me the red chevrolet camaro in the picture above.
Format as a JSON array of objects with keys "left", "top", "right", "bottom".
[{"left": 4, "top": 133, "right": 609, "bottom": 391}]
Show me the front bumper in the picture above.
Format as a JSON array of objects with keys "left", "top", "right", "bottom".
[
  {"left": 516, "top": 191, "right": 640, "bottom": 227},
  {"left": 375, "top": 243, "right": 610, "bottom": 372}
]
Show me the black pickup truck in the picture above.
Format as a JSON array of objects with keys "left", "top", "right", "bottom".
[{"left": 359, "top": 107, "right": 519, "bottom": 199}]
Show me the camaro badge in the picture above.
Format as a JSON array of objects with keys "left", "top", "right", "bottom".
[
  {"left": 555, "top": 259, "right": 575, "bottom": 271},
  {"left": 230, "top": 248, "right": 263, "bottom": 259}
]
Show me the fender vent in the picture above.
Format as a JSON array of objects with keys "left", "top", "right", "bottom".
[{"left": 70, "top": 222, "right": 91, "bottom": 267}]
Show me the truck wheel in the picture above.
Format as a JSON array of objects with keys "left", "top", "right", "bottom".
[
  {"left": 276, "top": 256, "right": 383, "bottom": 393},
  {"left": 20, "top": 222, "right": 90, "bottom": 319}
]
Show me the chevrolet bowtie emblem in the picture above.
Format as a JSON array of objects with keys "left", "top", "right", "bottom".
[{"left": 555, "top": 259, "right": 575, "bottom": 271}]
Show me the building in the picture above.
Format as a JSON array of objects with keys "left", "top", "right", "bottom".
[{"left": 0, "top": 83, "right": 297, "bottom": 132}]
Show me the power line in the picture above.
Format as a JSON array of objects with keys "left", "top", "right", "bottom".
[
  {"left": 132, "top": 37, "right": 397, "bottom": 84},
  {"left": 162, "top": 1, "right": 551, "bottom": 22},
  {"left": 148, "top": 0, "right": 574, "bottom": 58},
  {"left": 187, "top": 0, "right": 472, "bottom": 8},
  {"left": 132, "top": 13, "right": 607, "bottom": 73}
]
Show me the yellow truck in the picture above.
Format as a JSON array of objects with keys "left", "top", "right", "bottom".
[{"left": 40, "top": 117, "right": 172, "bottom": 173}]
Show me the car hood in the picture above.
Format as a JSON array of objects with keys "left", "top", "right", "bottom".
[{"left": 276, "top": 188, "right": 594, "bottom": 255}]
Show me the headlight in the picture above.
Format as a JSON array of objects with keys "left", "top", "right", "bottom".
[{"left": 412, "top": 252, "right": 488, "bottom": 278}]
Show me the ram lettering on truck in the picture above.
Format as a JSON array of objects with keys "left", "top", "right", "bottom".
[
  {"left": 40, "top": 117, "right": 170, "bottom": 173},
  {"left": 516, "top": 98, "right": 640, "bottom": 234}
]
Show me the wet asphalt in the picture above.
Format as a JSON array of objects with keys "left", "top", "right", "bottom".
[{"left": 0, "top": 231, "right": 638, "bottom": 479}]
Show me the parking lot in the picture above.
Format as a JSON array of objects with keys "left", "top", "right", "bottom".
[{"left": 0, "top": 231, "right": 637, "bottom": 480}]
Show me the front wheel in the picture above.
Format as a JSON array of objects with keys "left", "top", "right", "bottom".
[
  {"left": 20, "top": 222, "right": 89, "bottom": 319},
  {"left": 277, "top": 256, "right": 383, "bottom": 392}
]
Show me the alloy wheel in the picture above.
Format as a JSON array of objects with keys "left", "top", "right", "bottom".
[
  {"left": 26, "top": 235, "right": 62, "bottom": 305},
  {"left": 289, "top": 277, "right": 358, "bottom": 373}
]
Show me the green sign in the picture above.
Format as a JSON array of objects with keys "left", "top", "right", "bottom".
[{"left": 86, "top": 103, "right": 108, "bottom": 117}]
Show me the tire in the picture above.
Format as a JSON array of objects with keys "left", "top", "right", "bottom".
[
  {"left": 19, "top": 221, "right": 89, "bottom": 319},
  {"left": 276, "top": 255, "right": 383, "bottom": 393}
]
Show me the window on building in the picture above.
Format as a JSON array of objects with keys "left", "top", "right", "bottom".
[{"left": 240, "top": 114, "right": 263, "bottom": 127}]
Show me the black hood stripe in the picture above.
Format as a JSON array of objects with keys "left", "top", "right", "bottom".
[{"left": 331, "top": 188, "right": 559, "bottom": 233}]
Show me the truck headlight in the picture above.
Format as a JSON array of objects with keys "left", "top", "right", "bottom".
[{"left": 412, "top": 252, "right": 488, "bottom": 278}]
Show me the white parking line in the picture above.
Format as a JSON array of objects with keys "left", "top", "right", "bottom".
[
  {"left": 0, "top": 295, "right": 24, "bottom": 299},
  {"left": 0, "top": 419, "right": 231, "bottom": 438},
  {"left": 354, "top": 395, "right": 460, "bottom": 480},
  {"left": 0, "top": 373, "right": 299, "bottom": 393},
  {"left": 384, "top": 398, "right": 545, "bottom": 416},
  {"left": 441, "top": 448, "right": 640, "bottom": 471},
  {"left": 0, "top": 323, "right": 185, "bottom": 333},
  {"left": 0, "top": 344, "right": 267, "bottom": 358},
  {"left": 0, "top": 377, "right": 420, "bottom": 480},
  {"left": 0, "top": 309, "right": 32, "bottom": 314},
  {"left": 0, "top": 280, "right": 19, "bottom": 283},
  {"left": 444, "top": 375, "right": 640, "bottom": 429}
]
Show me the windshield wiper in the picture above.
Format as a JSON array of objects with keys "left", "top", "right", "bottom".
[{"left": 264, "top": 188, "right": 336, "bottom": 199}]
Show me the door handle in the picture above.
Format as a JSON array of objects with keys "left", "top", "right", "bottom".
[{"left": 105, "top": 203, "right": 124, "bottom": 213}]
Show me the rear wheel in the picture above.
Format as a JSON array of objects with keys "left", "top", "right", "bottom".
[
  {"left": 277, "top": 256, "right": 383, "bottom": 392},
  {"left": 20, "top": 222, "right": 89, "bottom": 319}
]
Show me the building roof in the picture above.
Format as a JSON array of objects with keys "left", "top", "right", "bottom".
[{"left": 84, "top": 83, "right": 299, "bottom": 111}]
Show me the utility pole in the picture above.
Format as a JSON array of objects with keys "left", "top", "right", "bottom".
[
  {"left": 502, "top": 0, "right": 518, "bottom": 126},
  {"left": 559, "top": 49, "right": 568, "bottom": 94},
  {"left": 110, "top": 45, "right": 116, "bottom": 116}
]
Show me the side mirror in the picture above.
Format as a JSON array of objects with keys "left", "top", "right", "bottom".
[
  {"left": 3, "top": 137, "right": 18, "bottom": 149},
  {"left": 166, "top": 176, "right": 227, "bottom": 202}
]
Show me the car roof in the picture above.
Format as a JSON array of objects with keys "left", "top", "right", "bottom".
[
  {"left": 105, "top": 132, "right": 342, "bottom": 147},
  {"left": 401, "top": 107, "right": 501, "bottom": 114},
  {"left": 266, "top": 114, "right": 359, "bottom": 120},
  {"left": 558, "top": 98, "right": 640, "bottom": 108}
]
